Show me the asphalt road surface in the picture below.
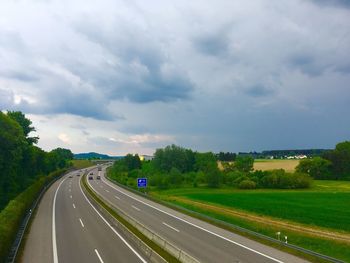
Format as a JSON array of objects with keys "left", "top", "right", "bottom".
[
  {"left": 22, "top": 170, "right": 148, "bottom": 263},
  {"left": 88, "top": 167, "right": 309, "bottom": 263}
]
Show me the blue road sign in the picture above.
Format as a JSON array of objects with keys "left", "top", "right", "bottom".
[{"left": 137, "top": 178, "right": 147, "bottom": 188}]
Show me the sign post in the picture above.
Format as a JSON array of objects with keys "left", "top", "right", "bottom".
[{"left": 137, "top": 178, "right": 147, "bottom": 193}]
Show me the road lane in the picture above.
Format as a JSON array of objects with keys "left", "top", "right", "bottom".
[
  {"left": 22, "top": 170, "right": 148, "bottom": 263},
  {"left": 89, "top": 167, "right": 309, "bottom": 263}
]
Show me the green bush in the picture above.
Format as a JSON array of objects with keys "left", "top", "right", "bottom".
[
  {"left": 238, "top": 180, "right": 256, "bottom": 189},
  {"left": 260, "top": 169, "right": 312, "bottom": 189}
]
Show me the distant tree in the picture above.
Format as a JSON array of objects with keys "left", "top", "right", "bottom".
[
  {"left": 7, "top": 111, "right": 39, "bottom": 145},
  {"left": 217, "top": 152, "right": 236, "bottom": 161},
  {"left": 153, "top": 145, "right": 195, "bottom": 173},
  {"left": 195, "top": 152, "right": 222, "bottom": 187},
  {"left": 49, "top": 148, "right": 73, "bottom": 169},
  {"left": 323, "top": 141, "right": 350, "bottom": 179},
  {"left": 296, "top": 157, "right": 332, "bottom": 179},
  {"left": 124, "top": 154, "right": 142, "bottom": 171},
  {"left": 234, "top": 156, "right": 254, "bottom": 173}
]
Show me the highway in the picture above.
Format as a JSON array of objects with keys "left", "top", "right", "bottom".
[
  {"left": 88, "top": 166, "right": 309, "bottom": 263},
  {"left": 21, "top": 170, "right": 148, "bottom": 263}
]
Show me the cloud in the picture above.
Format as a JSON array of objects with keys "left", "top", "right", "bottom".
[
  {"left": 58, "top": 133, "right": 70, "bottom": 144},
  {"left": 309, "top": 0, "right": 350, "bottom": 8},
  {"left": 245, "top": 85, "right": 275, "bottom": 97},
  {"left": 1, "top": 0, "right": 350, "bottom": 154},
  {"left": 73, "top": 15, "right": 194, "bottom": 103}
]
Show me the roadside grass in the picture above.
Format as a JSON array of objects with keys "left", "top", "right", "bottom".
[
  {"left": 152, "top": 182, "right": 350, "bottom": 233},
  {"left": 149, "top": 181, "right": 350, "bottom": 262},
  {"left": 161, "top": 198, "right": 350, "bottom": 262},
  {"left": 71, "top": 159, "right": 94, "bottom": 169}
]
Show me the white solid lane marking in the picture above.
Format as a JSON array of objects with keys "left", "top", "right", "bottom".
[
  {"left": 132, "top": 205, "right": 141, "bottom": 211},
  {"left": 162, "top": 222, "right": 180, "bottom": 232},
  {"left": 73, "top": 203, "right": 76, "bottom": 209},
  {"left": 101, "top": 176, "right": 283, "bottom": 263},
  {"left": 81, "top": 178, "right": 147, "bottom": 263},
  {"left": 114, "top": 195, "right": 120, "bottom": 200},
  {"left": 95, "top": 249, "right": 104, "bottom": 263},
  {"left": 52, "top": 178, "right": 68, "bottom": 263},
  {"left": 70, "top": 195, "right": 72, "bottom": 199},
  {"left": 79, "top": 218, "right": 85, "bottom": 228}
]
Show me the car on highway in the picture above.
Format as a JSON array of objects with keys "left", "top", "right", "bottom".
[
  {"left": 68, "top": 175, "right": 73, "bottom": 178},
  {"left": 89, "top": 172, "right": 93, "bottom": 175},
  {"left": 88, "top": 176, "right": 93, "bottom": 180},
  {"left": 76, "top": 173, "right": 80, "bottom": 176},
  {"left": 96, "top": 175, "right": 101, "bottom": 180}
]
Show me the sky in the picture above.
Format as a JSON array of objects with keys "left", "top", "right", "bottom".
[{"left": 0, "top": 0, "right": 350, "bottom": 155}]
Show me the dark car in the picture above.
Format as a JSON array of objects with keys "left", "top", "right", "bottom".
[
  {"left": 88, "top": 176, "right": 93, "bottom": 180},
  {"left": 96, "top": 175, "right": 101, "bottom": 180}
]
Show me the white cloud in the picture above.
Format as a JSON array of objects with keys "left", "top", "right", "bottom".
[{"left": 58, "top": 133, "right": 70, "bottom": 144}]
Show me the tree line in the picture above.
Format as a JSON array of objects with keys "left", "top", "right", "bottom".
[
  {"left": 0, "top": 111, "right": 73, "bottom": 211},
  {"left": 296, "top": 141, "right": 350, "bottom": 180},
  {"left": 108, "top": 144, "right": 312, "bottom": 190}
]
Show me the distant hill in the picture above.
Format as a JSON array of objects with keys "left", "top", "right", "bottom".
[{"left": 74, "top": 152, "right": 123, "bottom": 160}]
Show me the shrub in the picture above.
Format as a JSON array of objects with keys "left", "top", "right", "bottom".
[{"left": 238, "top": 180, "right": 256, "bottom": 189}]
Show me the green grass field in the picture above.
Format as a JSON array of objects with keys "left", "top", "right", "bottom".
[
  {"left": 150, "top": 180, "right": 350, "bottom": 262},
  {"left": 153, "top": 180, "right": 350, "bottom": 232}
]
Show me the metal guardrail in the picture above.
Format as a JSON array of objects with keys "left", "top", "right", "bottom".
[
  {"left": 5, "top": 170, "right": 71, "bottom": 263},
  {"left": 105, "top": 176, "right": 346, "bottom": 263},
  {"left": 85, "top": 176, "right": 199, "bottom": 263}
]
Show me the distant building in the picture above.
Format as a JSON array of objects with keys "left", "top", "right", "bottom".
[{"left": 139, "top": 155, "right": 154, "bottom": 161}]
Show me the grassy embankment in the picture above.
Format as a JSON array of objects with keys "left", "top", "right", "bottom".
[
  {"left": 0, "top": 169, "right": 67, "bottom": 263},
  {"left": 71, "top": 159, "right": 94, "bottom": 169},
  {"left": 150, "top": 179, "right": 350, "bottom": 262}
]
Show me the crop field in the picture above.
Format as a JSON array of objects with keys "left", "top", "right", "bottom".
[
  {"left": 253, "top": 159, "right": 300, "bottom": 172},
  {"left": 153, "top": 180, "right": 350, "bottom": 233}
]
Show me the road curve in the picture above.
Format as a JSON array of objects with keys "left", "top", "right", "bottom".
[
  {"left": 21, "top": 169, "right": 148, "bottom": 263},
  {"left": 88, "top": 167, "right": 309, "bottom": 263}
]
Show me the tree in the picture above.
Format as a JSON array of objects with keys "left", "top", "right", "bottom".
[
  {"left": 0, "top": 112, "right": 27, "bottom": 209},
  {"left": 323, "top": 141, "right": 350, "bottom": 179},
  {"left": 153, "top": 145, "right": 195, "bottom": 173},
  {"left": 124, "top": 154, "right": 142, "bottom": 171},
  {"left": 296, "top": 157, "right": 332, "bottom": 179},
  {"left": 234, "top": 156, "right": 254, "bottom": 173},
  {"left": 7, "top": 111, "right": 39, "bottom": 145},
  {"left": 217, "top": 152, "right": 236, "bottom": 161},
  {"left": 49, "top": 148, "right": 73, "bottom": 169}
]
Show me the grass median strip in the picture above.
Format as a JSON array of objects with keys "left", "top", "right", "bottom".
[{"left": 81, "top": 174, "right": 180, "bottom": 263}]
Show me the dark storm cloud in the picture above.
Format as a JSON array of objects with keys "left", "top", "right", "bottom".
[
  {"left": 1, "top": 0, "right": 350, "bottom": 154},
  {"left": 194, "top": 33, "right": 229, "bottom": 57},
  {"left": 310, "top": 0, "right": 350, "bottom": 8},
  {"left": 287, "top": 53, "right": 327, "bottom": 76},
  {"left": 74, "top": 18, "right": 194, "bottom": 103},
  {"left": 245, "top": 85, "right": 275, "bottom": 97}
]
